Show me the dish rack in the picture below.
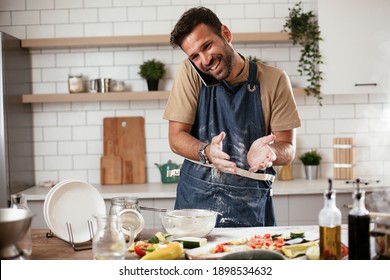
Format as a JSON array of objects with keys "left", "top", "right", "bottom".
[{"left": 46, "top": 221, "right": 94, "bottom": 251}]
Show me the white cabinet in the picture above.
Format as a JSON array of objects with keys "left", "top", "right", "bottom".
[
  {"left": 318, "top": 0, "right": 390, "bottom": 94},
  {"left": 274, "top": 192, "right": 356, "bottom": 226}
]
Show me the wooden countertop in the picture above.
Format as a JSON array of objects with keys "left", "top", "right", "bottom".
[
  {"left": 30, "top": 225, "right": 372, "bottom": 260},
  {"left": 30, "top": 228, "right": 160, "bottom": 260}
]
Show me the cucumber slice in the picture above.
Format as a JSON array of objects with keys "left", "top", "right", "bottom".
[
  {"left": 290, "top": 232, "right": 305, "bottom": 239},
  {"left": 172, "top": 237, "right": 207, "bottom": 249}
]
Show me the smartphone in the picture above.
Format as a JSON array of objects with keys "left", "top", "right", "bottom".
[{"left": 188, "top": 59, "right": 220, "bottom": 87}]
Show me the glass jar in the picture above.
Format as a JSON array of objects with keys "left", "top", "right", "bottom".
[
  {"left": 10, "top": 194, "right": 32, "bottom": 258},
  {"left": 68, "top": 74, "right": 84, "bottom": 93},
  {"left": 110, "top": 196, "right": 140, "bottom": 215},
  {"left": 92, "top": 214, "right": 127, "bottom": 260},
  {"left": 110, "top": 197, "right": 143, "bottom": 240},
  {"left": 112, "top": 80, "right": 125, "bottom": 92}
]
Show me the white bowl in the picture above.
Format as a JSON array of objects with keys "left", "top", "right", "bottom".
[{"left": 160, "top": 209, "right": 219, "bottom": 238}]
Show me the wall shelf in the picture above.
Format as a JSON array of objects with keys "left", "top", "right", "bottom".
[
  {"left": 22, "top": 88, "right": 305, "bottom": 103},
  {"left": 22, "top": 91, "right": 169, "bottom": 103},
  {"left": 21, "top": 32, "right": 291, "bottom": 49}
]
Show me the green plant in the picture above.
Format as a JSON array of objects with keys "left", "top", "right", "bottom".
[
  {"left": 283, "top": 2, "right": 323, "bottom": 105},
  {"left": 138, "top": 59, "right": 166, "bottom": 80},
  {"left": 299, "top": 150, "right": 322, "bottom": 165},
  {"left": 246, "top": 55, "right": 267, "bottom": 64}
]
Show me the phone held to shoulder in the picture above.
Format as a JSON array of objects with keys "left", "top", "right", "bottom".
[{"left": 188, "top": 59, "right": 220, "bottom": 87}]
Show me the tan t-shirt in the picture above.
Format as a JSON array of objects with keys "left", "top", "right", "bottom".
[{"left": 163, "top": 59, "right": 301, "bottom": 135}]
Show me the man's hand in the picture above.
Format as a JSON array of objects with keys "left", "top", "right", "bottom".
[
  {"left": 247, "top": 134, "right": 277, "bottom": 172},
  {"left": 207, "top": 132, "right": 237, "bottom": 174}
]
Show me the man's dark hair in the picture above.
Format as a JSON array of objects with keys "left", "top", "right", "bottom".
[{"left": 170, "top": 6, "right": 223, "bottom": 49}]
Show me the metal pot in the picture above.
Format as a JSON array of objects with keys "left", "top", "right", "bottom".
[{"left": 371, "top": 216, "right": 390, "bottom": 259}]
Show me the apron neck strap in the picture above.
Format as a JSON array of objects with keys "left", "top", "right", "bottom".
[{"left": 247, "top": 60, "right": 257, "bottom": 92}]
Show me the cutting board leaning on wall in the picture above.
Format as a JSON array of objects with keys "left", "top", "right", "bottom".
[{"left": 101, "top": 117, "right": 146, "bottom": 184}]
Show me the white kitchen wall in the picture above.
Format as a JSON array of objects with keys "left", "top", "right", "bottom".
[{"left": 0, "top": 0, "right": 389, "bottom": 185}]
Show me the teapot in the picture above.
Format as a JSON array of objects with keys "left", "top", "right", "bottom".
[{"left": 155, "top": 160, "right": 180, "bottom": 184}]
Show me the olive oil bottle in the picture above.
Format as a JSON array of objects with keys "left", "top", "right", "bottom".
[
  {"left": 319, "top": 179, "right": 342, "bottom": 260},
  {"left": 348, "top": 179, "right": 371, "bottom": 260}
]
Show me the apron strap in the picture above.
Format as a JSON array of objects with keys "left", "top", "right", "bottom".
[
  {"left": 167, "top": 159, "right": 275, "bottom": 183},
  {"left": 247, "top": 60, "right": 257, "bottom": 92}
]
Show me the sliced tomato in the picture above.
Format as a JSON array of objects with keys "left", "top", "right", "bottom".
[
  {"left": 211, "top": 242, "right": 231, "bottom": 253},
  {"left": 249, "top": 235, "right": 265, "bottom": 248},
  {"left": 263, "top": 233, "right": 272, "bottom": 239},
  {"left": 134, "top": 243, "right": 155, "bottom": 257},
  {"left": 341, "top": 243, "right": 349, "bottom": 258},
  {"left": 274, "top": 237, "right": 285, "bottom": 249}
]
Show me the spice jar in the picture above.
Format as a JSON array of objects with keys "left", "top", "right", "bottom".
[{"left": 68, "top": 74, "right": 84, "bottom": 93}]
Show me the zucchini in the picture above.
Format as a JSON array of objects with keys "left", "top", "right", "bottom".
[
  {"left": 172, "top": 237, "right": 207, "bottom": 249},
  {"left": 290, "top": 232, "right": 305, "bottom": 239}
]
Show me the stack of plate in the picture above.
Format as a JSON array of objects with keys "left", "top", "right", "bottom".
[{"left": 43, "top": 180, "right": 106, "bottom": 243}]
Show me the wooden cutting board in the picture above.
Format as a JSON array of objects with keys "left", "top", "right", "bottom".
[
  {"left": 101, "top": 117, "right": 146, "bottom": 184},
  {"left": 101, "top": 139, "right": 122, "bottom": 184}
]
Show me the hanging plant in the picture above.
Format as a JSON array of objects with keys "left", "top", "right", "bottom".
[{"left": 283, "top": 2, "right": 323, "bottom": 105}]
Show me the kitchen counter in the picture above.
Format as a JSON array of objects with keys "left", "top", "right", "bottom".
[
  {"left": 30, "top": 228, "right": 160, "bottom": 260},
  {"left": 21, "top": 176, "right": 390, "bottom": 201},
  {"left": 29, "top": 224, "right": 377, "bottom": 260}
]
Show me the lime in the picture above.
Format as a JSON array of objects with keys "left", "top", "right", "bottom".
[
  {"left": 305, "top": 245, "right": 320, "bottom": 260},
  {"left": 281, "top": 241, "right": 318, "bottom": 258}
]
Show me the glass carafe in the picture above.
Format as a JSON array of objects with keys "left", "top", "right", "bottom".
[{"left": 92, "top": 214, "right": 127, "bottom": 260}]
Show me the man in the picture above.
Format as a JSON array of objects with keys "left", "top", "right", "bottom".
[{"left": 163, "top": 7, "right": 301, "bottom": 227}]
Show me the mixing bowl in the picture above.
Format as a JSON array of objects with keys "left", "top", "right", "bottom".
[
  {"left": 160, "top": 209, "right": 219, "bottom": 238},
  {"left": 0, "top": 208, "right": 34, "bottom": 259}
]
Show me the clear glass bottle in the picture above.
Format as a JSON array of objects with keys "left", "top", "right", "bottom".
[
  {"left": 10, "top": 194, "right": 32, "bottom": 257},
  {"left": 319, "top": 189, "right": 342, "bottom": 260},
  {"left": 348, "top": 190, "right": 371, "bottom": 259},
  {"left": 92, "top": 214, "right": 127, "bottom": 260}
]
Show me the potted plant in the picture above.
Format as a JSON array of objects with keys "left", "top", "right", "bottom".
[
  {"left": 138, "top": 59, "right": 166, "bottom": 91},
  {"left": 283, "top": 2, "right": 324, "bottom": 105},
  {"left": 299, "top": 149, "right": 322, "bottom": 180}
]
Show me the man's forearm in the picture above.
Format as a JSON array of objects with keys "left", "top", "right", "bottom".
[{"left": 270, "top": 141, "right": 296, "bottom": 166}]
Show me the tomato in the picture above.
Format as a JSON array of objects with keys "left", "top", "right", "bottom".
[
  {"left": 274, "top": 237, "right": 285, "bottom": 249},
  {"left": 341, "top": 243, "right": 349, "bottom": 258},
  {"left": 134, "top": 243, "right": 155, "bottom": 257}
]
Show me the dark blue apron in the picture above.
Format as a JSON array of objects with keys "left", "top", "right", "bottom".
[{"left": 174, "top": 61, "right": 276, "bottom": 227}]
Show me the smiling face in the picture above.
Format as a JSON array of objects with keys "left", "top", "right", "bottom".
[{"left": 181, "top": 23, "right": 237, "bottom": 82}]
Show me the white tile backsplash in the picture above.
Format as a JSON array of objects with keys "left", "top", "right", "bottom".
[{"left": 1, "top": 0, "right": 389, "bottom": 184}]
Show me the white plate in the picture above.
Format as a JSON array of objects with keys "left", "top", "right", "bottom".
[
  {"left": 44, "top": 180, "right": 106, "bottom": 243},
  {"left": 43, "top": 180, "right": 73, "bottom": 230}
]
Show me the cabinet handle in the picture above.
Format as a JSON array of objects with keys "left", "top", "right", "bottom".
[
  {"left": 343, "top": 204, "right": 352, "bottom": 209},
  {"left": 354, "top": 83, "right": 377, "bottom": 86}
]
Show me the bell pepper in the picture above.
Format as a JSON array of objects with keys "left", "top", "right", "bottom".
[
  {"left": 134, "top": 242, "right": 158, "bottom": 257},
  {"left": 141, "top": 242, "right": 184, "bottom": 260}
]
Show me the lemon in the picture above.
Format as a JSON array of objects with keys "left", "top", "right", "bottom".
[
  {"left": 281, "top": 242, "right": 318, "bottom": 258},
  {"left": 305, "top": 245, "right": 320, "bottom": 260}
]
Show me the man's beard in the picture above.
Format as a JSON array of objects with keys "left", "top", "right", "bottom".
[{"left": 209, "top": 43, "right": 235, "bottom": 81}]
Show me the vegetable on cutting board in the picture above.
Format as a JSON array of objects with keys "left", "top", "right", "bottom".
[
  {"left": 141, "top": 242, "right": 184, "bottom": 260},
  {"left": 172, "top": 237, "right": 208, "bottom": 249}
]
